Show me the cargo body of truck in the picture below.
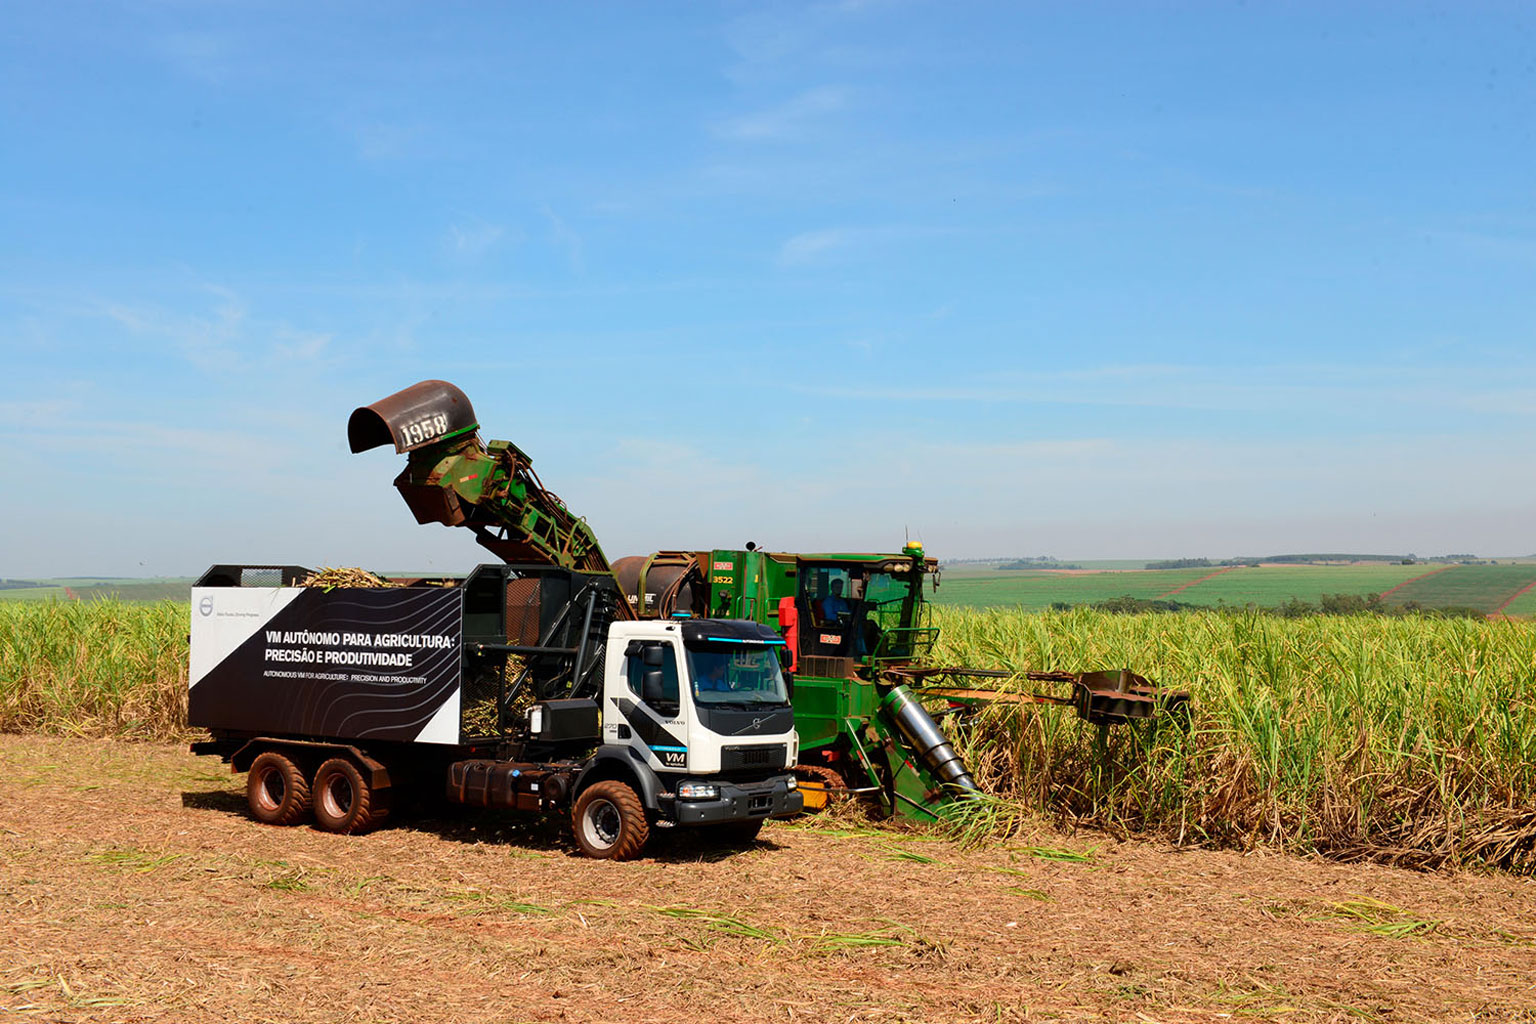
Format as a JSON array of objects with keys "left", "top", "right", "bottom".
[{"left": 189, "top": 561, "right": 802, "bottom": 859}]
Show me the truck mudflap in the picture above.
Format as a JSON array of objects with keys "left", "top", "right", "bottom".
[{"left": 668, "top": 776, "right": 802, "bottom": 826}]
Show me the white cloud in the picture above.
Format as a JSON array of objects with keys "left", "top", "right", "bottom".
[
  {"left": 98, "top": 285, "right": 346, "bottom": 373},
  {"left": 106, "top": 286, "right": 248, "bottom": 373},
  {"left": 542, "top": 206, "right": 586, "bottom": 276},
  {"left": 776, "top": 223, "right": 965, "bottom": 266},
  {"left": 793, "top": 362, "right": 1536, "bottom": 418},
  {"left": 778, "top": 228, "right": 850, "bottom": 265},
  {"left": 715, "top": 86, "right": 850, "bottom": 141},
  {"left": 445, "top": 222, "right": 507, "bottom": 259},
  {"left": 153, "top": 30, "right": 236, "bottom": 84},
  {"left": 0, "top": 398, "right": 78, "bottom": 424},
  {"left": 273, "top": 327, "right": 332, "bottom": 362},
  {"left": 345, "top": 119, "right": 429, "bottom": 161}
]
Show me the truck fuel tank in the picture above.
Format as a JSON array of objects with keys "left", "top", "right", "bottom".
[{"left": 448, "top": 761, "right": 572, "bottom": 811}]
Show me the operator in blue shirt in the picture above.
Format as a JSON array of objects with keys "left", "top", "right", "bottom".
[
  {"left": 696, "top": 658, "right": 730, "bottom": 693},
  {"left": 819, "top": 579, "right": 852, "bottom": 623}
]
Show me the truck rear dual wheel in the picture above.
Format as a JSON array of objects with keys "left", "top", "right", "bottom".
[
  {"left": 247, "top": 752, "right": 311, "bottom": 825},
  {"left": 572, "top": 780, "right": 650, "bottom": 860},
  {"left": 312, "top": 757, "right": 387, "bottom": 834}
]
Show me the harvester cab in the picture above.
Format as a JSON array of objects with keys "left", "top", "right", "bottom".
[{"left": 782, "top": 544, "right": 937, "bottom": 675}]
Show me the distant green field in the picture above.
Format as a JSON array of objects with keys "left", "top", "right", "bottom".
[
  {"left": 933, "top": 562, "right": 1536, "bottom": 616},
  {"left": 1169, "top": 564, "right": 1432, "bottom": 608},
  {"left": 963, "top": 558, "right": 1156, "bottom": 571},
  {"left": 1384, "top": 564, "right": 1536, "bottom": 614},
  {"left": 72, "top": 582, "right": 195, "bottom": 602},
  {"left": 0, "top": 587, "right": 69, "bottom": 602},
  {"left": 932, "top": 566, "right": 1218, "bottom": 609},
  {"left": 0, "top": 579, "right": 194, "bottom": 603},
  {"left": 1499, "top": 583, "right": 1536, "bottom": 617}
]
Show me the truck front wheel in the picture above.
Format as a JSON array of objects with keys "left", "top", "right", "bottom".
[
  {"left": 247, "top": 751, "right": 310, "bottom": 825},
  {"left": 572, "top": 780, "right": 650, "bottom": 860},
  {"left": 312, "top": 757, "right": 386, "bottom": 834}
]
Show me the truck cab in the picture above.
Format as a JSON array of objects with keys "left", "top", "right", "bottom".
[{"left": 586, "top": 617, "right": 801, "bottom": 838}]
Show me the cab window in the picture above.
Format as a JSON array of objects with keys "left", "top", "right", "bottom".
[
  {"left": 626, "top": 642, "right": 680, "bottom": 711},
  {"left": 806, "top": 568, "right": 855, "bottom": 626}
]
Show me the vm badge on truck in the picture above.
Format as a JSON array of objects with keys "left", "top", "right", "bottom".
[{"left": 652, "top": 746, "right": 687, "bottom": 768}]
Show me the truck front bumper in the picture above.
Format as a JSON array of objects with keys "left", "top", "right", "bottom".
[{"left": 672, "top": 776, "right": 803, "bottom": 826}]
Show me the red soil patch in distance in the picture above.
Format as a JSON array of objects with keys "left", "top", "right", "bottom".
[
  {"left": 1156, "top": 565, "right": 1241, "bottom": 599},
  {"left": 1378, "top": 565, "right": 1455, "bottom": 601}
]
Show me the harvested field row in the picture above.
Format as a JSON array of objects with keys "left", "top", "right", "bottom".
[{"left": 3, "top": 735, "right": 1535, "bottom": 1023}]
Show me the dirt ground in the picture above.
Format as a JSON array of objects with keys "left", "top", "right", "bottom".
[{"left": 2, "top": 737, "right": 1534, "bottom": 1024}]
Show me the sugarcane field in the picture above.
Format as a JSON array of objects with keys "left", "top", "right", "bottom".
[{"left": 8, "top": 5, "right": 1536, "bottom": 1024}]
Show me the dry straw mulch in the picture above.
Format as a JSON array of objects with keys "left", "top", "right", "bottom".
[{"left": 3, "top": 734, "right": 1535, "bottom": 1024}]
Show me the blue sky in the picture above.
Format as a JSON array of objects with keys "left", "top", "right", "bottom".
[{"left": 3, "top": 1, "right": 1534, "bottom": 577}]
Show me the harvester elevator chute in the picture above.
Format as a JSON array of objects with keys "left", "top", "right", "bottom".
[{"left": 348, "top": 380, "right": 629, "bottom": 607}]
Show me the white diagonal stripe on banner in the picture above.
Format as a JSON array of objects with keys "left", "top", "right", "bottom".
[{"left": 189, "top": 587, "right": 303, "bottom": 689}]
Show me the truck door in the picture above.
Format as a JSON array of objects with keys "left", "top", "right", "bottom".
[{"left": 613, "top": 640, "right": 691, "bottom": 771}]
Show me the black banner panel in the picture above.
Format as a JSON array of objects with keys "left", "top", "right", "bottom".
[{"left": 189, "top": 587, "right": 464, "bottom": 744}]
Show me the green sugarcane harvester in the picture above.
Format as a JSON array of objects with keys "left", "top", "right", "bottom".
[{"left": 351, "top": 381, "right": 1187, "bottom": 822}]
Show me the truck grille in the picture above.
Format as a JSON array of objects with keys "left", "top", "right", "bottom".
[{"left": 721, "top": 744, "right": 785, "bottom": 772}]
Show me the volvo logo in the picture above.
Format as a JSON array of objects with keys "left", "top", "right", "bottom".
[{"left": 198, "top": 596, "right": 214, "bottom": 617}]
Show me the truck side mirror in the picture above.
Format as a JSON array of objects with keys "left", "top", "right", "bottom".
[
  {"left": 642, "top": 668, "right": 666, "bottom": 703},
  {"left": 642, "top": 645, "right": 665, "bottom": 668}
]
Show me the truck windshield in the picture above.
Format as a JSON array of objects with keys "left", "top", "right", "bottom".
[{"left": 685, "top": 644, "right": 790, "bottom": 706}]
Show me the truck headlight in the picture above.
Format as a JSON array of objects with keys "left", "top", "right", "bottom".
[
  {"left": 786, "top": 777, "right": 797, "bottom": 790},
  {"left": 677, "top": 782, "right": 719, "bottom": 800}
]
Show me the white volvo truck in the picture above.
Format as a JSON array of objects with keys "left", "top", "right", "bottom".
[{"left": 189, "top": 562, "right": 802, "bottom": 859}]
